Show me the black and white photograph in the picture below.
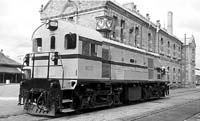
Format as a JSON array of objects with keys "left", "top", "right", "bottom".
[{"left": 0, "top": 0, "right": 200, "bottom": 121}]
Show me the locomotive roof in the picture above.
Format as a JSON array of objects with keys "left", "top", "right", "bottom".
[
  {"left": 103, "top": 38, "right": 159, "bottom": 57},
  {"left": 61, "top": 20, "right": 159, "bottom": 57},
  {"left": 59, "top": 20, "right": 103, "bottom": 42},
  {"left": 37, "top": 20, "right": 159, "bottom": 57}
]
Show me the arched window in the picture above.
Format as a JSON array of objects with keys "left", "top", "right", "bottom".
[
  {"left": 148, "top": 33, "right": 152, "bottom": 51},
  {"left": 135, "top": 26, "right": 139, "bottom": 46},
  {"left": 148, "top": 33, "right": 151, "bottom": 41},
  {"left": 160, "top": 38, "right": 163, "bottom": 45},
  {"left": 173, "top": 44, "right": 176, "bottom": 50}
]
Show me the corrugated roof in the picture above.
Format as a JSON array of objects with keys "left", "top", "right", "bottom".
[
  {"left": 0, "top": 67, "right": 21, "bottom": 74},
  {"left": 0, "top": 52, "right": 21, "bottom": 67}
]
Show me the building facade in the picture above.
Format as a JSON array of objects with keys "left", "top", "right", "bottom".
[
  {"left": 40, "top": 0, "right": 195, "bottom": 87},
  {"left": 182, "top": 35, "right": 196, "bottom": 87},
  {"left": 0, "top": 51, "right": 22, "bottom": 83}
]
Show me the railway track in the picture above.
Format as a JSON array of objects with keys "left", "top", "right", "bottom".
[
  {"left": 117, "top": 88, "right": 200, "bottom": 121},
  {"left": 169, "top": 88, "right": 200, "bottom": 97},
  {"left": 121, "top": 99, "right": 200, "bottom": 121},
  {"left": 1, "top": 88, "right": 200, "bottom": 121}
]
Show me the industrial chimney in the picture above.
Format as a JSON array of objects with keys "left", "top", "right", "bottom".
[
  {"left": 122, "top": 2, "right": 136, "bottom": 12},
  {"left": 167, "top": 11, "right": 173, "bottom": 35}
]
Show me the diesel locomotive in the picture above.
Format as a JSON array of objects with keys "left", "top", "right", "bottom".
[{"left": 18, "top": 19, "right": 169, "bottom": 116}]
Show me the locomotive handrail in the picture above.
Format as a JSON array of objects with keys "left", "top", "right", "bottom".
[
  {"left": 47, "top": 52, "right": 50, "bottom": 79},
  {"left": 21, "top": 51, "right": 65, "bottom": 81},
  {"left": 57, "top": 52, "right": 65, "bottom": 88},
  {"left": 32, "top": 53, "right": 35, "bottom": 78}
]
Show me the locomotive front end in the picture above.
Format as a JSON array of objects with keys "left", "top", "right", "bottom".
[
  {"left": 18, "top": 20, "right": 79, "bottom": 116},
  {"left": 18, "top": 52, "right": 77, "bottom": 116}
]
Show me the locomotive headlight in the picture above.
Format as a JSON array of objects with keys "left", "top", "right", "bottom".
[
  {"left": 70, "top": 80, "right": 77, "bottom": 89},
  {"left": 46, "top": 20, "right": 58, "bottom": 31},
  {"left": 60, "top": 80, "right": 77, "bottom": 89}
]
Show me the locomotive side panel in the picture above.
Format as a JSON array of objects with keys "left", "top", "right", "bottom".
[
  {"left": 123, "top": 49, "right": 148, "bottom": 81},
  {"left": 78, "top": 59, "right": 102, "bottom": 79},
  {"left": 77, "top": 37, "right": 102, "bottom": 79},
  {"left": 62, "top": 59, "right": 78, "bottom": 79},
  {"left": 153, "top": 56, "right": 162, "bottom": 81},
  {"left": 108, "top": 42, "right": 148, "bottom": 81},
  {"left": 109, "top": 45, "right": 125, "bottom": 80},
  {"left": 146, "top": 54, "right": 162, "bottom": 81}
]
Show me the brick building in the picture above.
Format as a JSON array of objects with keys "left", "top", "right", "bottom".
[{"left": 40, "top": 0, "right": 195, "bottom": 87}]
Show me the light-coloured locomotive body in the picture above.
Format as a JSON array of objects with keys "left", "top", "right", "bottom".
[{"left": 19, "top": 20, "right": 168, "bottom": 116}]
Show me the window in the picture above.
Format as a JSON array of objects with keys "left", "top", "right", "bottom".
[
  {"left": 135, "top": 27, "right": 139, "bottom": 46},
  {"left": 173, "top": 44, "right": 176, "bottom": 50},
  {"left": 33, "top": 38, "right": 42, "bottom": 52},
  {"left": 82, "top": 41, "right": 90, "bottom": 56},
  {"left": 64, "top": 33, "right": 76, "bottom": 49},
  {"left": 120, "top": 20, "right": 125, "bottom": 41},
  {"left": 148, "top": 33, "right": 152, "bottom": 51},
  {"left": 173, "top": 68, "right": 176, "bottom": 81},
  {"left": 148, "top": 33, "right": 151, "bottom": 41},
  {"left": 91, "top": 43, "right": 97, "bottom": 57},
  {"left": 160, "top": 38, "right": 163, "bottom": 45},
  {"left": 68, "top": 16, "right": 74, "bottom": 21},
  {"left": 81, "top": 36, "right": 98, "bottom": 57},
  {"left": 112, "top": 16, "right": 118, "bottom": 39},
  {"left": 167, "top": 67, "right": 170, "bottom": 71},
  {"left": 168, "top": 41, "right": 170, "bottom": 48},
  {"left": 50, "top": 36, "right": 55, "bottom": 49},
  {"left": 157, "top": 74, "right": 161, "bottom": 79}
]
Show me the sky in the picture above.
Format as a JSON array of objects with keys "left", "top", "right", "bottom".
[{"left": 0, "top": 0, "right": 200, "bottom": 71}]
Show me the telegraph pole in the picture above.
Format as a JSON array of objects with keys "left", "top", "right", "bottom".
[{"left": 184, "top": 33, "right": 187, "bottom": 87}]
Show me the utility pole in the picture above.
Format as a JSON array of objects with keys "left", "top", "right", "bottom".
[{"left": 184, "top": 33, "right": 187, "bottom": 87}]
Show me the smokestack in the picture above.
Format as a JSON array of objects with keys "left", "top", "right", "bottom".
[
  {"left": 167, "top": 11, "right": 173, "bottom": 35},
  {"left": 146, "top": 13, "right": 150, "bottom": 20},
  {"left": 122, "top": 2, "right": 137, "bottom": 12}
]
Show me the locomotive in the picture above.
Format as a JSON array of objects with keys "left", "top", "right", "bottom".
[{"left": 18, "top": 19, "right": 169, "bottom": 116}]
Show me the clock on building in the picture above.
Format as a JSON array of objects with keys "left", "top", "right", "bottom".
[{"left": 96, "top": 16, "right": 113, "bottom": 31}]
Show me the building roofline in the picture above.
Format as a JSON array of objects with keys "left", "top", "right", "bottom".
[
  {"left": 41, "top": 0, "right": 182, "bottom": 44},
  {"left": 107, "top": 0, "right": 183, "bottom": 44}
]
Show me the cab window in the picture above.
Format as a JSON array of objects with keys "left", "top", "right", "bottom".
[
  {"left": 33, "top": 38, "right": 42, "bottom": 52},
  {"left": 91, "top": 43, "right": 97, "bottom": 56},
  {"left": 64, "top": 33, "right": 76, "bottom": 49},
  {"left": 80, "top": 36, "right": 98, "bottom": 57},
  {"left": 50, "top": 36, "right": 55, "bottom": 50},
  {"left": 82, "top": 41, "right": 90, "bottom": 56}
]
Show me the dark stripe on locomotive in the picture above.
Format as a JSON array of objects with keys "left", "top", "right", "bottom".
[{"left": 32, "top": 54, "right": 148, "bottom": 69}]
